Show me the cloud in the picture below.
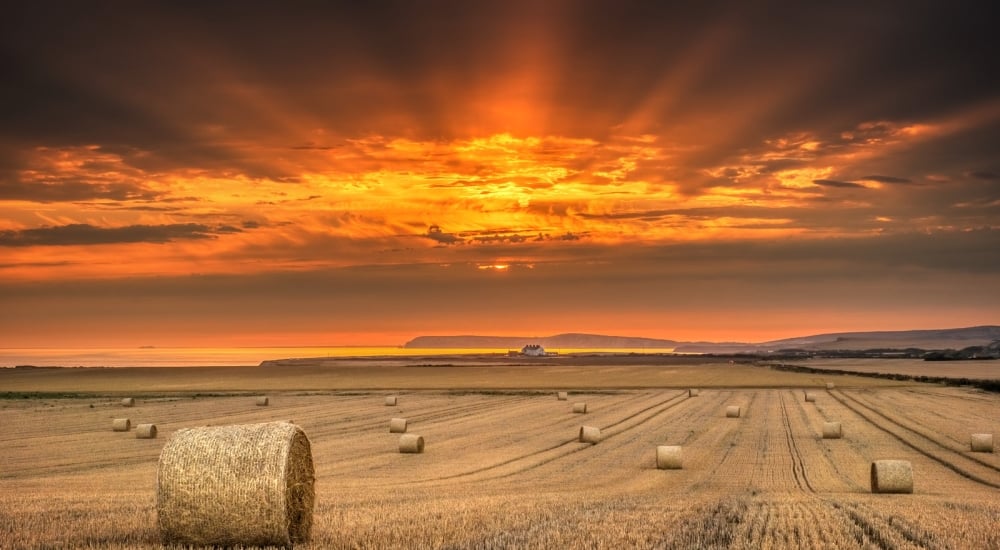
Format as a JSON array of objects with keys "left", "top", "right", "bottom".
[
  {"left": 424, "top": 225, "right": 462, "bottom": 245},
  {"left": 860, "top": 175, "right": 913, "bottom": 184},
  {"left": 0, "top": 180, "right": 160, "bottom": 202},
  {"left": 812, "top": 179, "right": 866, "bottom": 189},
  {"left": 968, "top": 171, "right": 999, "bottom": 181},
  {"left": 0, "top": 223, "right": 242, "bottom": 247}
]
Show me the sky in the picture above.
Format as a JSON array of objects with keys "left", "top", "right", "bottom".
[{"left": 1, "top": 1, "right": 998, "bottom": 347}]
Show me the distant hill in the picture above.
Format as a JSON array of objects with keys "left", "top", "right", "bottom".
[
  {"left": 405, "top": 326, "right": 1000, "bottom": 353},
  {"left": 404, "top": 333, "right": 678, "bottom": 349}
]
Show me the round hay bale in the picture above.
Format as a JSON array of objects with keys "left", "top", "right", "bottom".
[
  {"left": 399, "top": 434, "right": 424, "bottom": 453},
  {"left": 136, "top": 423, "right": 158, "bottom": 439},
  {"left": 572, "top": 403, "right": 588, "bottom": 414},
  {"left": 385, "top": 396, "right": 398, "bottom": 406},
  {"left": 255, "top": 396, "right": 269, "bottom": 406},
  {"left": 726, "top": 406, "right": 741, "bottom": 418},
  {"left": 688, "top": 389, "right": 700, "bottom": 397},
  {"left": 870, "top": 460, "right": 913, "bottom": 494},
  {"left": 822, "top": 422, "right": 842, "bottom": 439},
  {"left": 557, "top": 391, "right": 568, "bottom": 401},
  {"left": 121, "top": 397, "right": 135, "bottom": 407},
  {"left": 157, "top": 421, "right": 314, "bottom": 547},
  {"left": 825, "top": 382, "right": 835, "bottom": 390},
  {"left": 389, "top": 418, "right": 408, "bottom": 433},
  {"left": 804, "top": 392, "right": 816, "bottom": 403},
  {"left": 579, "top": 425, "right": 601, "bottom": 444},
  {"left": 112, "top": 418, "right": 131, "bottom": 431},
  {"left": 970, "top": 433, "right": 994, "bottom": 453},
  {"left": 656, "top": 445, "right": 682, "bottom": 469}
]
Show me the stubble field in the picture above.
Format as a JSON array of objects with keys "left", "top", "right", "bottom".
[{"left": 1, "top": 361, "right": 998, "bottom": 549}]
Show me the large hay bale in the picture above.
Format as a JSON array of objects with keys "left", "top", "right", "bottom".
[
  {"left": 399, "top": 434, "right": 424, "bottom": 453},
  {"left": 389, "top": 418, "right": 408, "bottom": 433},
  {"left": 157, "top": 421, "right": 314, "bottom": 547},
  {"left": 970, "top": 433, "right": 994, "bottom": 453},
  {"left": 656, "top": 445, "right": 683, "bottom": 469},
  {"left": 572, "top": 403, "right": 588, "bottom": 414},
  {"left": 726, "top": 406, "right": 741, "bottom": 418},
  {"left": 825, "top": 382, "right": 835, "bottom": 390},
  {"left": 385, "top": 396, "right": 398, "bottom": 406},
  {"left": 805, "top": 392, "right": 816, "bottom": 403},
  {"left": 256, "top": 396, "right": 269, "bottom": 406},
  {"left": 688, "top": 389, "right": 699, "bottom": 397},
  {"left": 122, "top": 397, "right": 135, "bottom": 407},
  {"left": 870, "top": 460, "right": 913, "bottom": 494},
  {"left": 136, "top": 423, "right": 158, "bottom": 439},
  {"left": 579, "top": 425, "right": 601, "bottom": 444},
  {"left": 557, "top": 391, "right": 568, "bottom": 401},
  {"left": 822, "top": 422, "right": 842, "bottom": 439},
  {"left": 112, "top": 418, "right": 131, "bottom": 431}
]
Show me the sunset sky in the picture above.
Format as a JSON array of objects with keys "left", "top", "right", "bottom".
[{"left": 1, "top": 2, "right": 998, "bottom": 347}]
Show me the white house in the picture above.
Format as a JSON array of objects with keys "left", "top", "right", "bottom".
[{"left": 521, "top": 344, "right": 546, "bottom": 356}]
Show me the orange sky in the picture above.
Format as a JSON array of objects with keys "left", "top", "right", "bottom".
[{"left": 1, "top": 3, "right": 998, "bottom": 347}]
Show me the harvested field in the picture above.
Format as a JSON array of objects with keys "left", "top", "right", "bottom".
[
  {"left": 1, "top": 363, "right": 998, "bottom": 548},
  {"left": 784, "top": 358, "right": 1000, "bottom": 381}
]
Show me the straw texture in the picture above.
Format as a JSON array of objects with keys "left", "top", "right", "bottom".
[
  {"left": 822, "top": 422, "right": 842, "bottom": 439},
  {"left": 726, "top": 406, "right": 741, "bottom": 418},
  {"left": 557, "top": 391, "right": 568, "bottom": 401},
  {"left": 572, "top": 403, "right": 588, "bottom": 414},
  {"left": 157, "top": 421, "right": 315, "bottom": 548},
  {"left": 121, "top": 398, "right": 135, "bottom": 407},
  {"left": 256, "top": 396, "right": 269, "bottom": 406},
  {"left": 805, "top": 392, "right": 816, "bottom": 402},
  {"left": 970, "top": 433, "right": 994, "bottom": 453},
  {"left": 579, "top": 425, "right": 601, "bottom": 444},
  {"left": 112, "top": 418, "right": 131, "bottom": 431},
  {"left": 688, "top": 389, "right": 699, "bottom": 397},
  {"left": 389, "top": 418, "right": 408, "bottom": 433},
  {"left": 870, "top": 460, "right": 913, "bottom": 494},
  {"left": 656, "top": 445, "right": 683, "bottom": 469},
  {"left": 136, "top": 423, "right": 158, "bottom": 439},
  {"left": 385, "top": 396, "right": 398, "bottom": 406},
  {"left": 399, "top": 434, "right": 424, "bottom": 453}
]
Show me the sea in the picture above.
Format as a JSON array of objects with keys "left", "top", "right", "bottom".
[{"left": 0, "top": 346, "right": 675, "bottom": 368}]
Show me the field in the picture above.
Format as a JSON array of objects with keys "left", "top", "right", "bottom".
[{"left": 1, "top": 360, "right": 998, "bottom": 549}]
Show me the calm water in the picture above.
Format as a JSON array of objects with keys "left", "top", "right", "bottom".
[{"left": 0, "top": 347, "right": 674, "bottom": 367}]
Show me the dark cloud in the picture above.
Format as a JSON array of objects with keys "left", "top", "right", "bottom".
[
  {"left": 424, "top": 225, "right": 462, "bottom": 245},
  {"left": 0, "top": 223, "right": 241, "bottom": 247},
  {"left": 860, "top": 175, "right": 912, "bottom": 184},
  {"left": 812, "top": 179, "right": 866, "bottom": 189},
  {"left": 968, "top": 171, "right": 999, "bottom": 181},
  {"left": 0, "top": 180, "right": 159, "bottom": 202}
]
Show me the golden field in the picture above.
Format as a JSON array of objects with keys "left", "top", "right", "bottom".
[{"left": 1, "top": 360, "right": 998, "bottom": 549}]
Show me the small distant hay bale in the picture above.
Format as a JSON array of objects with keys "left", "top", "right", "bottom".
[
  {"left": 256, "top": 396, "right": 269, "bottom": 406},
  {"left": 389, "top": 418, "right": 408, "bottom": 433},
  {"left": 579, "top": 425, "right": 601, "bottom": 444},
  {"left": 157, "top": 421, "right": 315, "bottom": 547},
  {"left": 726, "top": 406, "right": 741, "bottom": 418},
  {"left": 557, "top": 391, "right": 568, "bottom": 401},
  {"left": 121, "top": 397, "right": 135, "bottom": 407},
  {"left": 825, "top": 382, "right": 835, "bottom": 390},
  {"left": 822, "top": 422, "right": 842, "bottom": 439},
  {"left": 112, "top": 418, "right": 131, "bottom": 431},
  {"left": 572, "top": 403, "right": 588, "bottom": 413},
  {"left": 870, "top": 460, "right": 913, "bottom": 494},
  {"left": 399, "top": 434, "right": 424, "bottom": 453},
  {"left": 688, "top": 389, "right": 700, "bottom": 397},
  {"left": 970, "top": 433, "right": 994, "bottom": 453},
  {"left": 805, "top": 392, "right": 816, "bottom": 402},
  {"left": 385, "top": 396, "right": 398, "bottom": 406},
  {"left": 656, "top": 445, "right": 682, "bottom": 469},
  {"left": 136, "top": 423, "right": 158, "bottom": 439}
]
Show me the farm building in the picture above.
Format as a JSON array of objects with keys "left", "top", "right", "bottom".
[{"left": 521, "top": 344, "right": 546, "bottom": 356}]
